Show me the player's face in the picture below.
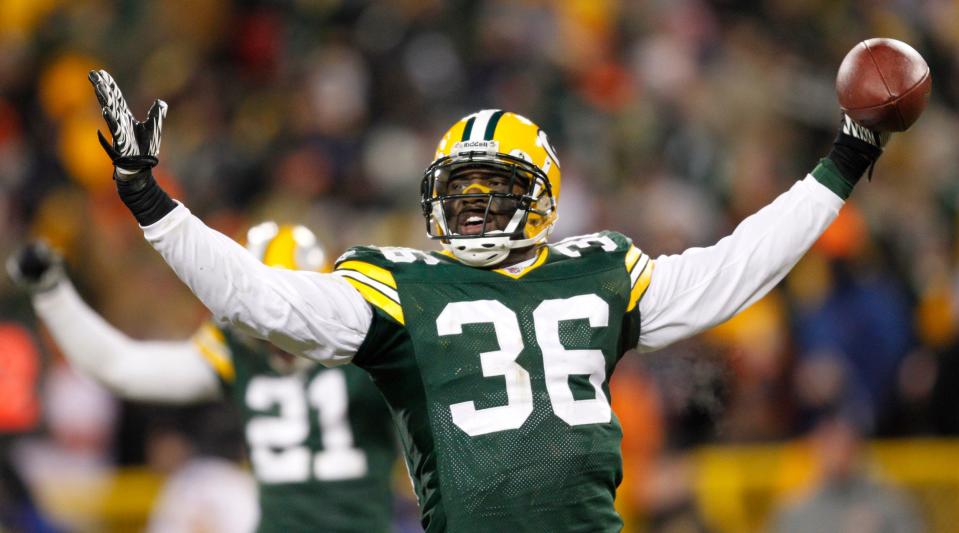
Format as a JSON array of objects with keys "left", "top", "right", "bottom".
[{"left": 443, "top": 168, "right": 527, "bottom": 236}]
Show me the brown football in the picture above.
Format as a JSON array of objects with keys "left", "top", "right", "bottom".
[{"left": 836, "top": 38, "right": 931, "bottom": 132}]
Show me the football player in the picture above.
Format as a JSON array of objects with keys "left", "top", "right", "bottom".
[
  {"left": 87, "top": 69, "right": 893, "bottom": 532},
  {"left": 7, "top": 223, "right": 398, "bottom": 533}
]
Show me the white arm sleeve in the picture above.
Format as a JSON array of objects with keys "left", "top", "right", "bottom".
[
  {"left": 638, "top": 175, "right": 843, "bottom": 351},
  {"left": 32, "top": 280, "right": 222, "bottom": 403},
  {"left": 141, "top": 203, "right": 372, "bottom": 366}
]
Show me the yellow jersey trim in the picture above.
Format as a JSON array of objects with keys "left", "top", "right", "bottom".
[
  {"left": 337, "top": 260, "right": 397, "bottom": 289},
  {"left": 192, "top": 323, "right": 235, "bottom": 383},
  {"left": 493, "top": 247, "right": 550, "bottom": 279},
  {"left": 341, "top": 277, "right": 405, "bottom": 325},
  {"left": 627, "top": 258, "right": 654, "bottom": 312},
  {"left": 335, "top": 260, "right": 404, "bottom": 323},
  {"left": 624, "top": 245, "right": 642, "bottom": 272}
]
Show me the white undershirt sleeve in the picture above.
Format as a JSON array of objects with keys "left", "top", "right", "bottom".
[
  {"left": 141, "top": 203, "right": 372, "bottom": 366},
  {"left": 32, "top": 280, "right": 222, "bottom": 403},
  {"left": 638, "top": 175, "right": 844, "bottom": 351}
]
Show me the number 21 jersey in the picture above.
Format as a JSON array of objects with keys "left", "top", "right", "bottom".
[{"left": 194, "top": 325, "right": 397, "bottom": 533}]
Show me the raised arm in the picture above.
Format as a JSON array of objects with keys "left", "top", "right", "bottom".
[
  {"left": 638, "top": 116, "right": 888, "bottom": 351},
  {"left": 7, "top": 243, "right": 220, "bottom": 403},
  {"left": 88, "top": 70, "right": 371, "bottom": 365},
  {"left": 142, "top": 205, "right": 371, "bottom": 365}
]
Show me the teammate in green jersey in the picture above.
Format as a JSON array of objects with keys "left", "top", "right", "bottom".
[
  {"left": 7, "top": 223, "right": 397, "bottom": 533},
  {"left": 87, "top": 69, "right": 898, "bottom": 531}
]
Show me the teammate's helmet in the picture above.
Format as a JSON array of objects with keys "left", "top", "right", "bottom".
[
  {"left": 421, "top": 110, "right": 561, "bottom": 267},
  {"left": 245, "top": 221, "right": 328, "bottom": 373},
  {"left": 245, "top": 221, "right": 329, "bottom": 273}
]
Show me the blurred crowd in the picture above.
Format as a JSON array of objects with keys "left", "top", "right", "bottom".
[{"left": 1, "top": 0, "right": 958, "bottom": 531}]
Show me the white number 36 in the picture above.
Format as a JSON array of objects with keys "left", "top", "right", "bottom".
[{"left": 437, "top": 295, "right": 611, "bottom": 437}]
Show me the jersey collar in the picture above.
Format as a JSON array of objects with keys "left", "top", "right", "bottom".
[
  {"left": 492, "top": 247, "right": 549, "bottom": 279},
  {"left": 437, "top": 246, "right": 550, "bottom": 279}
]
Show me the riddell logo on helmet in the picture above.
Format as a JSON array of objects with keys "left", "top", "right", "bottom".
[{"left": 452, "top": 140, "right": 499, "bottom": 155}]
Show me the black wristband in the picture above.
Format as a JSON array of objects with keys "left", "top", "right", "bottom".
[
  {"left": 18, "top": 245, "right": 53, "bottom": 283},
  {"left": 825, "top": 132, "right": 883, "bottom": 185},
  {"left": 115, "top": 170, "right": 177, "bottom": 226}
]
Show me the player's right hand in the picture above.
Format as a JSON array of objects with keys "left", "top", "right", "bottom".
[
  {"left": 6, "top": 241, "right": 64, "bottom": 293},
  {"left": 88, "top": 69, "right": 167, "bottom": 179}
]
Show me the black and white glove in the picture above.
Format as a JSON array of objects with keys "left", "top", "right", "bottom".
[
  {"left": 89, "top": 69, "right": 176, "bottom": 226},
  {"left": 828, "top": 114, "right": 891, "bottom": 185},
  {"left": 88, "top": 69, "right": 167, "bottom": 178},
  {"left": 6, "top": 241, "right": 64, "bottom": 293},
  {"left": 839, "top": 114, "right": 890, "bottom": 151}
]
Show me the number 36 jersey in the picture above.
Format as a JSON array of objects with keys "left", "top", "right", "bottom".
[
  {"left": 333, "top": 231, "right": 653, "bottom": 533},
  {"left": 194, "top": 325, "right": 397, "bottom": 533}
]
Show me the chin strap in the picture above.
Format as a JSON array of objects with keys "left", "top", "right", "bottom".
[
  {"left": 446, "top": 236, "right": 511, "bottom": 267},
  {"left": 446, "top": 225, "right": 552, "bottom": 268}
]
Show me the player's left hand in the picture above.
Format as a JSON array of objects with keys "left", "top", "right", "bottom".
[
  {"left": 88, "top": 69, "right": 167, "bottom": 178},
  {"left": 839, "top": 113, "right": 890, "bottom": 151},
  {"left": 6, "top": 241, "right": 64, "bottom": 293},
  {"left": 830, "top": 113, "right": 891, "bottom": 183}
]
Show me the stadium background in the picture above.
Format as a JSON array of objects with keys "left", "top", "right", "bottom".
[{"left": 1, "top": 0, "right": 958, "bottom": 531}]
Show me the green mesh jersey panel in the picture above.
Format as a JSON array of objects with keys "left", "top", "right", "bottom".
[
  {"left": 219, "top": 329, "right": 397, "bottom": 533},
  {"left": 339, "top": 232, "right": 647, "bottom": 533}
]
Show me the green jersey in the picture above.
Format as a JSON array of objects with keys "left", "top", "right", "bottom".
[
  {"left": 334, "top": 231, "right": 653, "bottom": 532},
  {"left": 192, "top": 324, "right": 397, "bottom": 533}
]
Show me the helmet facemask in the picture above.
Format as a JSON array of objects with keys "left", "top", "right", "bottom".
[{"left": 420, "top": 145, "right": 557, "bottom": 267}]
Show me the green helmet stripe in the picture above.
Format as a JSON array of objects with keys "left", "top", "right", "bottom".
[
  {"left": 483, "top": 110, "right": 505, "bottom": 140},
  {"left": 461, "top": 116, "right": 476, "bottom": 141}
]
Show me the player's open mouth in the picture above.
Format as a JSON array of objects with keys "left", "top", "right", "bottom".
[
  {"left": 456, "top": 209, "right": 499, "bottom": 235},
  {"left": 459, "top": 215, "right": 489, "bottom": 235}
]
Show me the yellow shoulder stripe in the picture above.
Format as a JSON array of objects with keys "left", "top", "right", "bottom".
[
  {"left": 627, "top": 257, "right": 654, "bottom": 312},
  {"left": 335, "top": 260, "right": 404, "bottom": 324},
  {"left": 337, "top": 260, "right": 397, "bottom": 289},
  {"left": 624, "top": 245, "right": 642, "bottom": 272},
  {"left": 341, "top": 277, "right": 405, "bottom": 325},
  {"left": 192, "top": 323, "right": 235, "bottom": 383}
]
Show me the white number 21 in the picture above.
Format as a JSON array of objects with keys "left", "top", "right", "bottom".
[
  {"left": 246, "top": 369, "right": 367, "bottom": 483},
  {"left": 437, "top": 294, "right": 611, "bottom": 437}
]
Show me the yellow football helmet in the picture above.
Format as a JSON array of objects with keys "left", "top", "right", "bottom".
[
  {"left": 245, "top": 221, "right": 329, "bottom": 273},
  {"left": 244, "top": 221, "right": 328, "bottom": 373},
  {"left": 420, "top": 110, "right": 561, "bottom": 267}
]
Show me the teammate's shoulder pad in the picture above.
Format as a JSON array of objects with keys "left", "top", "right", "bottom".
[{"left": 191, "top": 321, "right": 235, "bottom": 383}]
